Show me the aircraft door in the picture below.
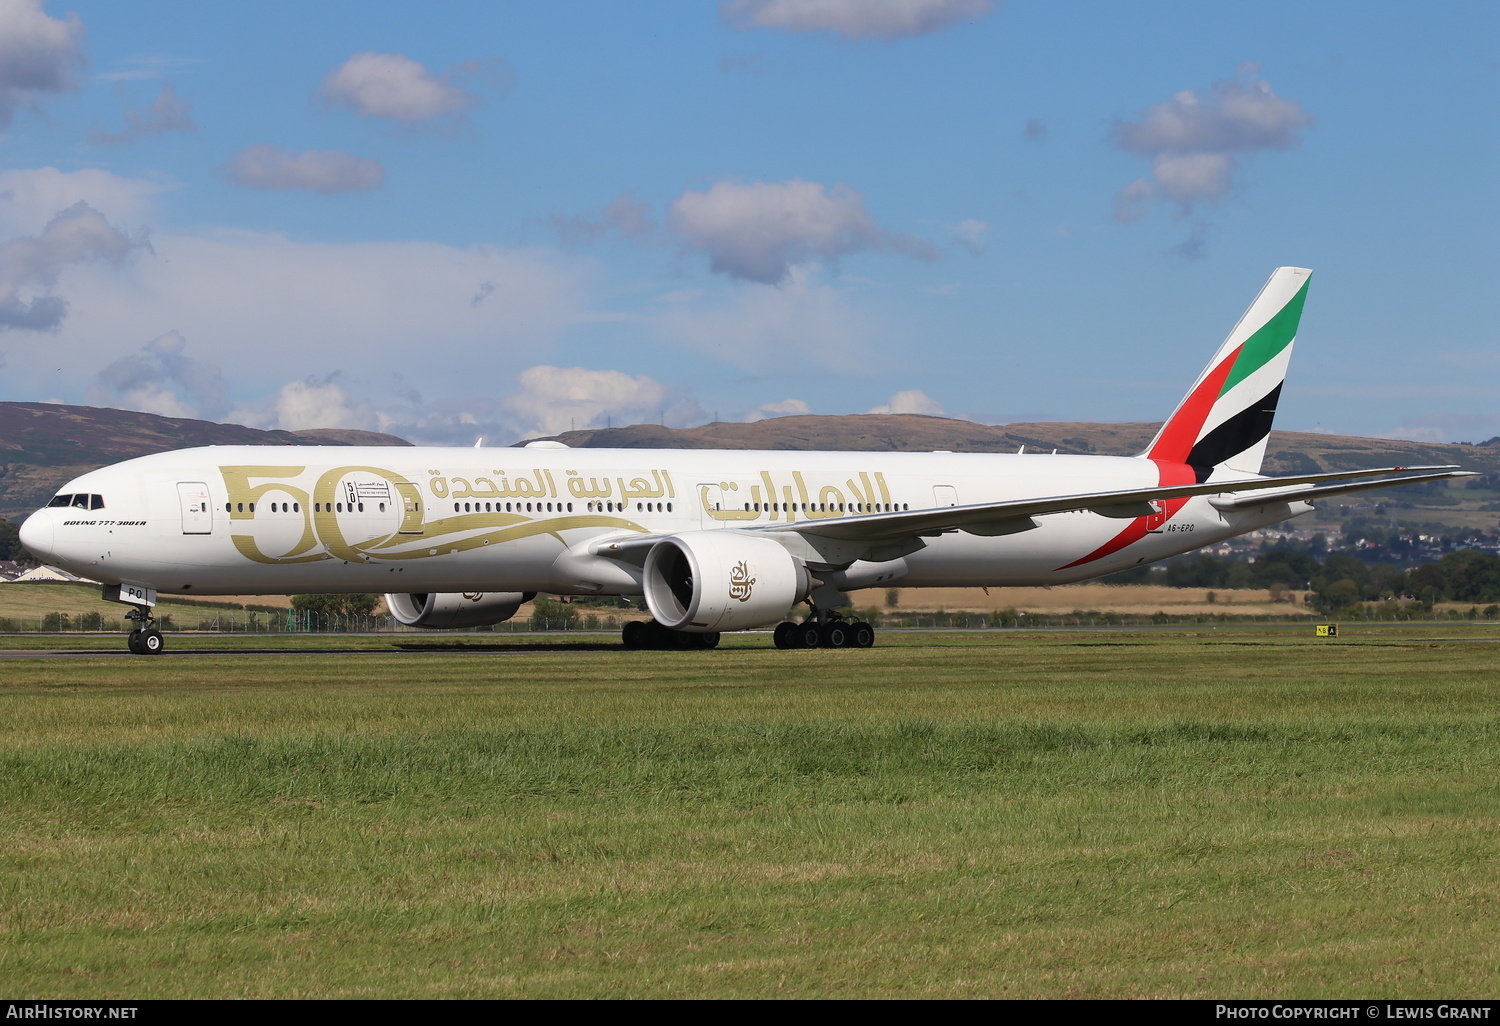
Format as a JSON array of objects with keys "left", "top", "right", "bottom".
[
  {"left": 395, "top": 482, "right": 425, "bottom": 534},
  {"left": 933, "top": 485, "right": 959, "bottom": 507},
  {"left": 177, "top": 481, "right": 213, "bottom": 535},
  {"left": 699, "top": 484, "right": 724, "bottom": 528}
]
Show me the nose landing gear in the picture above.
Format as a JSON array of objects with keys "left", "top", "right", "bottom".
[{"left": 125, "top": 606, "right": 164, "bottom": 655}]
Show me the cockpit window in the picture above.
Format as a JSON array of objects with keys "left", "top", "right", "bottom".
[{"left": 46, "top": 493, "right": 105, "bottom": 510}]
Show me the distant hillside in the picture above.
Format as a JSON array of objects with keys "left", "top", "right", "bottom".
[
  {"left": 531, "top": 414, "right": 1500, "bottom": 478},
  {"left": 0, "top": 402, "right": 409, "bottom": 520}
]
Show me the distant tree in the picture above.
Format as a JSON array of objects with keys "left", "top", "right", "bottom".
[{"left": 0, "top": 519, "right": 25, "bottom": 561}]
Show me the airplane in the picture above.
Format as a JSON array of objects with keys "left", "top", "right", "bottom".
[{"left": 18, "top": 267, "right": 1470, "bottom": 654}]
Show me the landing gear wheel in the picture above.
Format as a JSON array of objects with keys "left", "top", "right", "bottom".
[
  {"left": 622, "top": 620, "right": 646, "bottom": 649},
  {"left": 795, "top": 622, "right": 822, "bottom": 649},
  {"left": 820, "top": 621, "right": 850, "bottom": 649},
  {"left": 697, "top": 632, "right": 721, "bottom": 650},
  {"left": 645, "top": 621, "right": 674, "bottom": 650},
  {"left": 124, "top": 605, "right": 161, "bottom": 655},
  {"left": 849, "top": 621, "right": 875, "bottom": 648},
  {"left": 773, "top": 621, "right": 798, "bottom": 649}
]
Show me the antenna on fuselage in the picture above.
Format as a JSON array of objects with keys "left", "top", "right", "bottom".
[{"left": 474, "top": 437, "right": 485, "bottom": 448}]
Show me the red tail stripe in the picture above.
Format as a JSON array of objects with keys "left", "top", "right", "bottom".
[
  {"left": 1057, "top": 460, "right": 1197, "bottom": 570},
  {"left": 1147, "top": 345, "right": 1241, "bottom": 463}
]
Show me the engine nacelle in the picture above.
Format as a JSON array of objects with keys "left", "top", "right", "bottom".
[
  {"left": 643, "top": 532, "right": 807, "bottom": 632},
  {"left": 385, "top": 591, "right": 533, "bottom": 629}
]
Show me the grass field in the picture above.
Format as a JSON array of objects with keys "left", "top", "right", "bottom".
[{"left": 1, "top": 627, "right": 1497, "bottom": 998}]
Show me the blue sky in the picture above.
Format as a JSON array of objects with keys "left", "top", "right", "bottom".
[{"left": 0, "top": 0, "right": 1494, "bottom": 445}]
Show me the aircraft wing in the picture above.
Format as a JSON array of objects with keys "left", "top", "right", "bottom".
[
  {"left": 586, "top": 465, "right": 1471, "bottom": 564},
  {"left": 762, "top": 465, "right": 1473, "bottom": 542}
]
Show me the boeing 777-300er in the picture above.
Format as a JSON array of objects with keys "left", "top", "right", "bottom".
[{"left": 18, "top": 267, "right": 1470, "bottom": 653}]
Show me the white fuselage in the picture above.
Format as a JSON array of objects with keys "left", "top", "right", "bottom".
[{"left": 20, "top": 445, "right": 1302, "bottom": 598}]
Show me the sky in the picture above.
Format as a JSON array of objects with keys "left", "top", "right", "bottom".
[{"left": 0, "top": 0, "right": 1495, "bottom": 446}]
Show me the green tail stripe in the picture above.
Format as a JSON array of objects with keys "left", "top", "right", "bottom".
[{"left": 1219, "top": 277, "right": 1310, "bottom": 396}]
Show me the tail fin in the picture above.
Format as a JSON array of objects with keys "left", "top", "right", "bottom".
[{"left": 1144, "top": 266, "right": 1311, "bottom": 480}]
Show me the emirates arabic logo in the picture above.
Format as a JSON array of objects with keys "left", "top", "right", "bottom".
[{"left": 728, "top": 560, "right": 756, "bottom": 603}]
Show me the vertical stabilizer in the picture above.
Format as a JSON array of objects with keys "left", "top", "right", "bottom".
[{"left": 1144, "top": 267, "right": 1311, "bottom": 480}]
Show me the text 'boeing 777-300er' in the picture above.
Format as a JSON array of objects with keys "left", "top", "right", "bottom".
[{"left": 18, "top": 267, "right": 1472, "bottom": 653}]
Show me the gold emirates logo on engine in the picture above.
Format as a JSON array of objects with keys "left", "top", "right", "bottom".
[{"left": 728, "top": 560, "right": 756, "bottom": 603}]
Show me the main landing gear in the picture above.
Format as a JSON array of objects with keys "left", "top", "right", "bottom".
[
  {"left": 621, "top": 619, "right": 721, "bottom": 650},
  {"left": 772, "top": 581, "right": 876, "bottom": 649},
  {"left": 125, "top": 606, "right": 164, "bottom": 655},
  {"left": 771, "top": 617, "right": 875, "bottom": 650}
]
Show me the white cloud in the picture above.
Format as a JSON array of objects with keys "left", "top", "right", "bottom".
[
  {"left": 0, "top": 201, "right": 135, "bottom": 332},
  {"left": 0, "top": 213, "right": 587, "bottom": 411},
  {"left": 0, "top": 0, "right": 85, "bottom": 127},
  {"left": 503, "top": 365, "right": 684, "bottom": 438},
  {"left": 90, "top": 83, "right": 195, "bottom": 145},
  {"left": 540, "top": 192, "right": 655, "bottom": 249},
  {"left": 744, "top": 398, "right": 812, "bottom": 422},
  {"left": 320, "top": 52, "right": 477, "bottom": 121},
  {"left": 89, "top": 330, "right": 230, "bottom": 420},
  {"left": 655, "top": 263, "right": 874, "bottom": 371},
  {"left": 669, "top": 178, "right": 932, "bottom": 284},
  {"left": 722, "top": 0, "right": 996, "bottom": 40},
  {"left": 1373, "top": 413, "right": 1500, "bottom": 446},
  {"left": 222, "top": 145, "right": 385, "bottom": 194},
  {"left": 952, "top": 218, "right": 987, "bottom": 255},
  {"left": 867, "top": 389, "right": 944, "bottom": 415},
  {"left": 1111, "top": 67, "right": 1312, "bottom": 222},
  {"left": 235, "top": 376, "right": 378, "bottom": 432},
  {"left": 0, "top": 167, "right": 171, "bottom": 235}
]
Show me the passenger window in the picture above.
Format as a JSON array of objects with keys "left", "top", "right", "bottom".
[
  {"left": 294, "top": 503, "right": 300, "bottom": 513},
  {"left": 225, "top": 502, "right": 232, "bottom": 513},
  {"left": 249, "top": 503, "right": 255, "bottom": 512},
  {"left": 358, "top": 502, "right": 365, "bottom": 512},
  {"left": 380, "top": 502, "right": 386, "bottom": 512}
]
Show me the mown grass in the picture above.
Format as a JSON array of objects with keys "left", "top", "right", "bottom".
[{"left": 0, "top": 628, "right": 1497, "bottom": 998}]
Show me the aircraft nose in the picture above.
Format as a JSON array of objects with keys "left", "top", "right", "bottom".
[{"left": 18, "top": 510, "right": 54, "bottom": 561}]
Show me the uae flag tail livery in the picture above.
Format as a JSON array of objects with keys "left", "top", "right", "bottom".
[{"left": 1145, "top": 266, "right": 1311, "bottom": 483}]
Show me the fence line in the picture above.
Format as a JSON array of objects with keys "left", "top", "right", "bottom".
[{"left": 0, "top": 606, "right": 1492, "bottom": 635}]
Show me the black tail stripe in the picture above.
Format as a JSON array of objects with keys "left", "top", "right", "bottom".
[{"left": 1187, "top": 383, "right": 1283, "bottom": 478}]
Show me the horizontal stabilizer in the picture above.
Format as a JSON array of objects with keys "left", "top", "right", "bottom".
[{"left": 1206, "top": 469, "right": 1475, "bottom": 511}]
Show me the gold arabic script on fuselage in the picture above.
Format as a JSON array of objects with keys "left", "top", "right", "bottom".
[{"left": 700, "top": 470, "right": 893, "bottom": 522}]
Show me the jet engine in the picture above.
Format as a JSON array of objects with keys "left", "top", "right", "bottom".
[
  {"left": 643, "top": 532, "right": 807, "bottom": 633},
  {"left": 385, "top": 591, "right": 533, "bottom": 629}
]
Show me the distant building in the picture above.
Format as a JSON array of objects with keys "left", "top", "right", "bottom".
[{"left": 7, "top": 564, "right": 95, "bottom": 584}]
